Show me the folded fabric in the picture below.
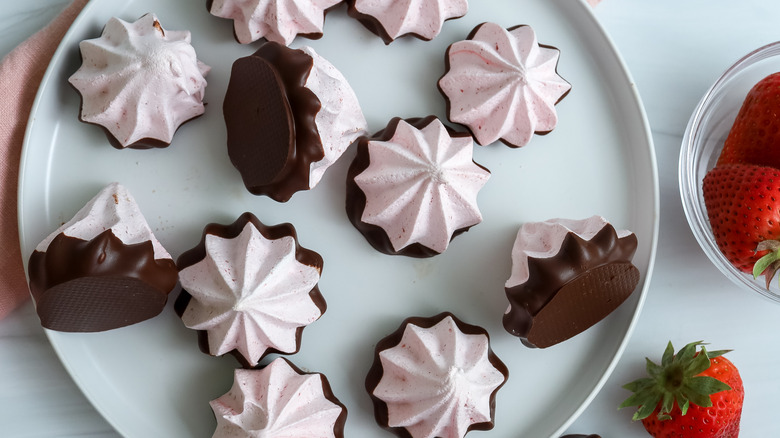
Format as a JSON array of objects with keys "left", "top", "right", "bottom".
[{"left": 0, "top": 0, "right": 88, "bottom": 321}]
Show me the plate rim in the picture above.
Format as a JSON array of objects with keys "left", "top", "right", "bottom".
[
  {"left": 546, "top": 1, "right": 659, "bottom": 435},
  {"left": 17, "top": 0, "right": 660, "bottom": 436}
]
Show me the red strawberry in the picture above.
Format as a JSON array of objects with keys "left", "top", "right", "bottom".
[
  {"left": 702, "top": 163, "right": 780, "bottom": 287},
  {"left": 717, "top": 72, "right": 780, "bottom": 168},
  {"left": 620, "top": 341, "right": 744, "bottom": 438}
]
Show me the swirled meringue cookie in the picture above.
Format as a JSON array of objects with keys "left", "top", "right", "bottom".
[
  {"left": 68, "top": 13, "right": 210, "bottom": 149},
  {"left": 504, "top": 216, "right": 640, "bottom": 348},
  {"left": 346, "top": 116, "right": 489, "bottom": 257},
  {"left": 224, "top": 42, "right": 367, "bottom": 202},
  {"left": 211, "top": 358, "right": 346, "bottom": 438},
  {"left": 207, "top": 0, "right": 341, "bottom": 45},
  {"left": 27, "top": 182, "right": 178, "bottom": 332},
  {"left": 347, "top": 0, "right": 468, "bottom": 44},
  {"left": 438, "top": 22, "right": 571, "bottom": 148},
  {"left": 175, "top": 212, "right": 325, "bottom": 367},
  {"left": 366, "top": 312, "right": 508, "bottom": 438}
]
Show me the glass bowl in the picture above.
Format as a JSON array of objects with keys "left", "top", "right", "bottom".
[{"left": 680, "top": 41, "right": 780, "bottom": 303}]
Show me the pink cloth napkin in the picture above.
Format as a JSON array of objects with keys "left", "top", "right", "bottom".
[{"left": 0, "top": 0, "right": 88, "bottom": 320}]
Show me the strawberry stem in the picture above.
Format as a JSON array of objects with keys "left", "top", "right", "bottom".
[
  {"left": 753, "top": 241, "right": 780, "bottom": 289},
  {"left": 619, "top": 341, "right": 732, "bottom": 421}
]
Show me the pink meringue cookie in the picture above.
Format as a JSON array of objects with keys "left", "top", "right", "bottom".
[
  {"left": 223, "top": 42, "right": 367, "bottom": 202},
  {"left": 35, "top": 182, "right": 171, "bottom": 261},
  {"left": 346, "top": 116, "right": 490, "bottom": 257},
  {"left": 347, "top": 0, "right": 468, "bottom": 44},
  {"left": 503, "top": 216, "right": 640, "bottom": 348},
  {"left": 211, "top": 358, "right": 347, "bottom": 438},
  {"left": 438, "top": 22, "right": 571, "bottom": 148},
  {"left": 176, "top": 213, "right": 325, "bottom": 367},
  {"left": 208, "top": 0, "right": 341, "bottom": 45},
  {"left": 28, "top": 182, "right": 178, "bottom": 332},
  {"left": 69, "top": 13, "right": 210, "bottom": 149},
  {"left": 366, "top": 313, "right": 508, "bottom": 438}
]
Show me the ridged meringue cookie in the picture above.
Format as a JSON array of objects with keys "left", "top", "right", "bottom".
[
  {"left": 347, "top": 0, "right": 468, "bottom": 44},
  {"left": 439, "top": 22, "right": 571, "bottom": 147},
  {"left": 208, "top": 0, "right": 341, "bottom": 45},
  {"left": 223, "top": 42, "right": 367, "bottom": 202},
  {"left": 28, "top": 182, "right": 177, "bottom": 332},
  {"left": 366, "top": 313, "right": 508, "bottom": 438},
  {"left": 211, "top": 358, "right": 347, "bottom": 438},
  {"left": 346, "top": 116, "right": 490, "bottom": 257},
  {"left": 69, "top": 13, "right": 210, "bottom": 149},
  {"left": 503, "top": 216, "right": 640, "bottom": 348},
  {"left": 176, "top": 213, "right": 325, "bottom": 367}
]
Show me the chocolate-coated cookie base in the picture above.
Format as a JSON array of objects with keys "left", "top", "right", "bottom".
[{"left": 28, "top": 230, "right": 177, "bottom": 332}]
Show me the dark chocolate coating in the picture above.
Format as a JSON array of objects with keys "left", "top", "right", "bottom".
[
  {"left": 365, "top": 312, "right": 508, "bottom": 438},
  {"left": 223, "top": 42, "right": 325, "bottom": 202},
  {"left": 225, "top": 54, "right": 295, "bottom": 187},
  {"left": 503, "top": 224, "right": 639, "bottom": 348},
  {"left": 28, "top": 230, "right": 177, "bottom": 332},
  {"left": 93, "top": 123, "right": 190, "bottom": 149},
  {"left": 345, "top": 116, "right": 487, "bottom": 257},
  {"left": 345, "top": 0, "right": 467, "bottom": 45},
  {"left": 175, "top": 212, "right": 326, "bottom": 368},
  {"left": 560, "top": 435, "right": 602, "bottom": 438},
  {"left": 438, "top": 23, "right": 571, "bottom": 148}
]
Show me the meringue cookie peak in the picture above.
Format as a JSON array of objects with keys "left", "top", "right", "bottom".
[
  {"left": 209, "top": 0, "right": 341, "bottom": 45},
  {"left": 439, "top": 23, "right": 571, "bottom": 147},
  {"left": 506, "top": 216, "right": 634, "bottom": 288},
  {"left": 353, "top": 117, "right": 489, "bottom": 255},
  {"left": 348, "top": 0, "right": 468, "bottom": 44},
  {"left": 35, "top": 182, "right": 170, "bottom": 261},
  {"left": 368, "top": 313, "right": 508, "bottom": 438},
  {"left": 211, "top": 358, "right": 347, "bottom": 438},
  {"left": 177, "top": 214, "right": 325, "bottom": 366},
  {"left": 69, "top": 13, "right": 210, "bottom": 148}
]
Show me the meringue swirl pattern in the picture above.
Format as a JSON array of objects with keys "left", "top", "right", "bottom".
[
  {"left": 211, "top": 358, "right": 346, "bottom": 437},
  {"left": 348, "top": 0, "right": 468, "bottom": 43},
  {"left": 350, "top": 117, "right": 490, "bottom": 256},
  {"left": 177, "top": 214, "right": 324, "bottom": 366},
  {"left": 367, "top": 313, "right": 508, "bottom": 438},
  {"left": 69, "top": 14, "right": 210, "bottom": 148},
  {"left": 209, "top": 0, "right": 340, "bottom": 45},
  {"left": 439, "top": 22, "right": 571, "bottom": 148}
]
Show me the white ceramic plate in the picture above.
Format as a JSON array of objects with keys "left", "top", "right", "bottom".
[{"left": 19, "top": 0, "right": 658, "bottom": 437}]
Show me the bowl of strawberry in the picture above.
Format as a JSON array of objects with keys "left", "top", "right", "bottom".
[{"left": 680, "top": 41, "right": 780, "bottom": 301}]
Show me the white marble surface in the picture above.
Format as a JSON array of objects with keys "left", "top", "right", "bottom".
[{"left": 2, "top": 1, "right": 780, "bottom": 437}]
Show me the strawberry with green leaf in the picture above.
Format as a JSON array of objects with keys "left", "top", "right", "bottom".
[
  {"left": 620, "top": 341, "right": 744, "bottom": 438},
  {"left": 702, "top": 163, "right": 780, "bottom": 288}
]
